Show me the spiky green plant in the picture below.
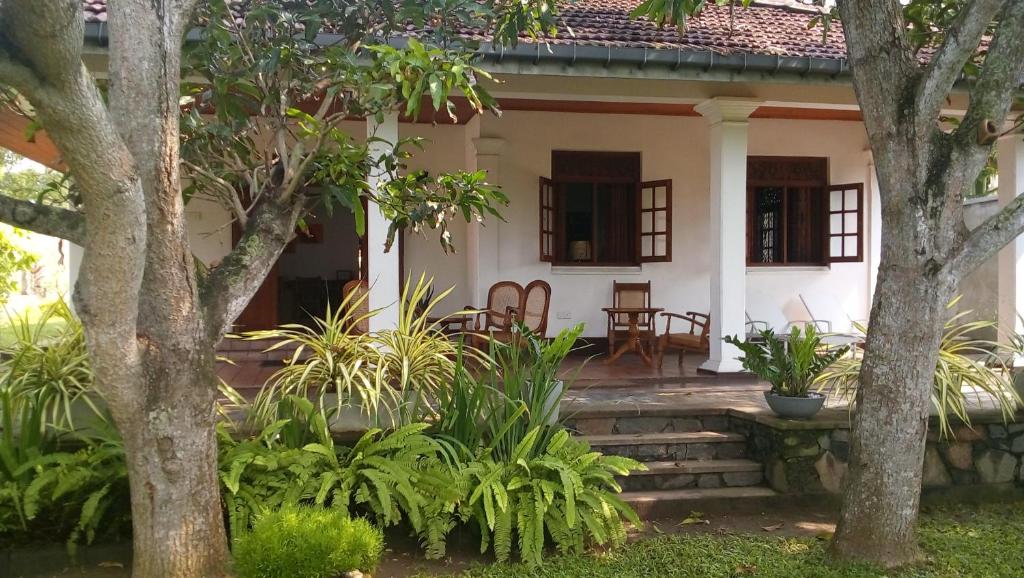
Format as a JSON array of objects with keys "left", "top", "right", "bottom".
[
  {"left": 374, "top": 275, "right": 484, "bottom": 424},
  {"left": 244, "top": 288, "right": 384, "bottom": 428},
  {"left": 725, "top": 325, "right": 848, "bottom": 398},
  {"left": 1, "top": 300, "right": 102, "bottom": 431},
  {"left": 817, "top": 310, "right": 1022, "bottom": 438}
]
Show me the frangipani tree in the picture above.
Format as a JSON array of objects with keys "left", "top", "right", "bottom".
[{"left": 0, "top": 0, "right": 551, "bottom": 575}]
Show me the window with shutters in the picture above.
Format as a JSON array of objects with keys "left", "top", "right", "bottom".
[
  {"left": 746, "top": 156, "right": 863, "bottom": 266},
  {"left": 539, "top": 151, "right": 672, "bottom": 265}
]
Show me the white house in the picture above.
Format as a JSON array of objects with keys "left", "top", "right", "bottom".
[{"left": 6, "top": 0, "right": 1024, "bottom": 374}]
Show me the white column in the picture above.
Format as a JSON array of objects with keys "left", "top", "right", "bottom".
[
  {"left": 367, "top": 113, "right": 401, "bottom": 332},
  {"left": 468, "top": 136, "right": 504, "bottom": 307},
  {"left": 867, "top": 153, "right": 882, "bottom": 301},
  {"left": 696, "top": 98, "right": 761, "bottom": 374},
  {"left": 998, "top": 134, "right": 1024, "bottom": 341}
]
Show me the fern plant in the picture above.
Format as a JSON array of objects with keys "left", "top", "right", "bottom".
[
  {"left": 218, "top": 397, "right": 462, "bottom": 558},
  {"left": 725, "top": 325, "right": 848, "bottom": 397},
  {"left": 464, "top": 427, "right": 642, "bottom": 565}
]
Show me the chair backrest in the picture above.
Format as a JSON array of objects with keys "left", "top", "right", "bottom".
[
  {"left": 521, "top": 280, "right": 552, "bottom": 337},
  {"left": 342, "top": 279, "right": 370, "bottom": 334},
  {"left": 486, "top": 281, "right": 525, "bottom": 328},
  {"left": 612, "top": 281, "right": 652, "bottom": 326},
  {"left": 799, "top": 292, "right": 854, "bottom": 333}
]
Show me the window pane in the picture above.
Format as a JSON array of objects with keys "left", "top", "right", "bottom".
[
  {"left": 844, "top": 235, "right": 858, "bottom": 256},
  {"left": 752, "top": 187, "right": 784, "bottom": 263},
  {"left": 830, "top": 213, "right": 842, "bottom": 234},
  {"left": 830, "top": 236, "right": 842, "bottom": 257},
  {"left": 654, "top": 234, "right": 667, "bottom": 256},
  {"left": 641, "top": 235, "right": 652, "bottom": 257},
  {"left": 844, "top": 189, "right": 858, "bottom": 209},
  {"left": 655, "top": 186, "right": 667, "bottom": 208},
  {"left": 654, "top": 210, "right": 667, "bottom": 233},
  {"left": 642, "top": 187, "right": 653, "bottom": 210},
  {"left": 830, "top": 189, "right": 843, "bottom": 211},
  {"left": 641, "top": 211, "right": 653, "bottom": 233},
  {"left": 844, "top": 212, "right": 858, "bottom": 234}
]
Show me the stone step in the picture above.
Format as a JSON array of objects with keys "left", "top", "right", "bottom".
[
  {"left": 578, "top": 431, "right": 748, "bottom": 461},
  {"left": 619, "top": 459, "right": 764, "bottom": 491},
  {"left": 621, "top": 486, "right": 779, "bottom": 520}
]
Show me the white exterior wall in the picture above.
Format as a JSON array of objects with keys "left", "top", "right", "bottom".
[
  {"left": 173, "top": 111, "right": 877, "bottom": 340},
  {"left": 418, "top": 111, "right": 876, "bottom": 338}
]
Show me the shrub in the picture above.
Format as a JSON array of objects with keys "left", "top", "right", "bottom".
[
  {"left": 725, "top": 325, "right": 848, "bottom": 398},
  {"left": 219, "top": 399, "right": 461, "bottom": 558},
  {"left": 233, "top": 507, "right": 383, "bottom": 578}
]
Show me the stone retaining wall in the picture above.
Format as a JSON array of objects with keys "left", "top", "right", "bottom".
[{"left": 731, "top": 414, "right": 1024, "bottom": 494}]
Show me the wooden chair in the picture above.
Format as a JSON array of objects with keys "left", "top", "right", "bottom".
[
  {"left": 341, "top": 279, "right": 370, "bottom": 334},
  {"left": 467, "top": 281, "right": 524, "bottom": 346},
  {"left": 656, "top": 311, "right": 710, "bottom": 368},
  {"left": 606, "top": 281, "right": 655, "bottom": 356},
  {"left": 520, "top": 280, "right": 552, "bottom": 338}
]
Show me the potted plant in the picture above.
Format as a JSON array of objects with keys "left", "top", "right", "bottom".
[{"left": 725, "top": 325, "right": 848, "bottom": 419}]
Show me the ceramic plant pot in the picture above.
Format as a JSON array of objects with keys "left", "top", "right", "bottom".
[{"left": 763, "top": 391, "right": 826, "bottom": 420}]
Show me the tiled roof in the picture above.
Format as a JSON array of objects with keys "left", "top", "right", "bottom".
[{"left": 81, "top": 0, "right": 848, "bottom": 60}]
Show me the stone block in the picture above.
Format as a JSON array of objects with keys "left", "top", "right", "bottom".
[
  {"left": 716, "top": 442, "right": 748, "bottom": 459},
  {"left": 988, "top": 424, "right": 1009, "bottom": 439},
  {"left": 723, "top": 471, "right": 763, "bottom": 487},
  {"left": 817, "top": 434, "right": 831, "bottom": 451},
  {"left": 1011, "top": 434, "right": 1024, "bottom": 454},
  {"left": 573, "top": 418, "right": 616, "bottom": 436},
  {"left": 701, "top": 416, "right": 730, "bottom": 431},
  {"left": 831, "top": 440, "right": 850, "bottom": 461},
  {"left": 781, "top": 443, "right": 822, "bottom": 459},
  {"left": 922, "top": 447, "right": 952, "bottom": 487},
  {"left": 636, "top": 444, "right": 669, "bottom": 460},
  {"left": 944, "top": 442, "right": 974, "bottom": 470},
  {"left": 657, "top": 474, "right": 697, "bottom": 490},
  {"left": 671, "top": 418, "right": 703, "bottom": 432},
  {"left": 1008, "top": 423, "right": 1024, "bottom": 434},
  {"left": 684, "top": 443, "right": 716, "bottom": 460},
  {"left": 955, "top": 426, "right": 986, "bottom": 442},
  {"left": 766, "top": 459, "right": 789, "bottom": 493},
  {"left": 976, "top": 450, "right": 1018, "bottom": 483},
  {"left": 831, "top": 429, "right": 850, "bottom": 443},
  {"left": 616, "top": 417, "right": 671, "bottom": 434},
  {"left": 697, "top": 474, "right": 723, "bottom": 489},
  {"left": 600, "top": 445, "right": 637, "bottom": 459},
  {"left": 814, "top": 451, "right": 847, "bottom": 494}
]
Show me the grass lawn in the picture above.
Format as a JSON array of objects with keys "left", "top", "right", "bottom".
[
  {"left": 0, "top": 300, "right": 68, "bottom": 347},
  {"left": 425, "top": 502, "right": 1024, "bottom": 578}
]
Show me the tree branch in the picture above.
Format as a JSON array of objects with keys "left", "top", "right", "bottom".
[
  {"left": 948, "top": 182, "right": 1024, "bottom": 279},
  {"left": 916, "top": 0, "right": 1004, "bottom": 124},
  {"left": 955, "top": 1, "right": 1024, "bottom": 146},
  {"left": 201, "top": 195, "right": 303, "bottom": 338},
  {"left": 0, "top": 193, "right": 85, "bottom": 244}
]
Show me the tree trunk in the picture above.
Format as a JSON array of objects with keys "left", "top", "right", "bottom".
[
  {"left": 830, "top": 252, "right": 956, "bottom": 566},
  {"left": 112, "top": 344, "right": 230, "bottom": 577}
]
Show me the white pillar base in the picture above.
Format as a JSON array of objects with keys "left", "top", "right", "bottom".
[{"left": 699, "top": 357, "right": 747, "bottom": 374}]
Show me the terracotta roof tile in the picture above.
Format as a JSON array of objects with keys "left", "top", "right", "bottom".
[{"left": 81, "top": 0, "right": 848, "bottom": 60}]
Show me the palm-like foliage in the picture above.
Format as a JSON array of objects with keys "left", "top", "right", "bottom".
[
  {"left": 464, "top": 428, "right": 642, "bottom": 565},
  {"left": 374, "top": 275, "right": 483, "bottom": 423},
  {"left": 725, "top": 325, "right": 848, "bottom": 397},
  {"left": 817, "top": 310, "right": 1022, "bottom": 438}
]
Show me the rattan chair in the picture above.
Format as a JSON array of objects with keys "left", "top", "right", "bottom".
[
  {"left": 341, "top": 279, "right": 370, "bottom": 334},
  {"left": 606, "top": 281, "right": 655, "bottom": 356},
  {"left": 520, "top": 280, "right": 552, "bottom": 337}
]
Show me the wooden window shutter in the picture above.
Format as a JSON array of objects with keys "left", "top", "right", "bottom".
[
  {"left": 639, "top": 180, "right": 671, "bottom": 262},
  {"left": 539, "top": 177, "right": 555, "bottom": 262},
  {"left": 826, "top": 183, "right": 863, "bottom": 263}
]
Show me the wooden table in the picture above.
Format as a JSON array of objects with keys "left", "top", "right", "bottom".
[{"left": 602, "top": 306, "right": 663, "bottom": 366}]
